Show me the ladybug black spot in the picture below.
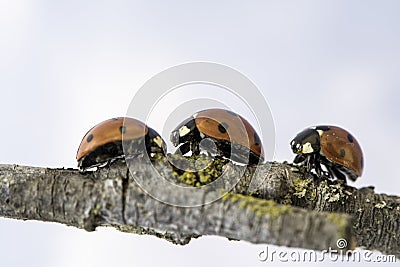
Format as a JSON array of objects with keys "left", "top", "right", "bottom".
[
  {"left": 112, "top": 118, "right": 119, "bottom": 121},
  {"left": 86, "top": 134, "right": 94, "bottom": 142},
  {"left": 119, "top": 126, "right": 126, "bottom": 134},
  {"left": 339, "top": 149, "right": 346, "bottom": 158},
  {"left": 218, "top": 123, "right": 228, "bottom": 133},
  {"left": 347, "top": 133, "right": 354, "bottom": 143}
]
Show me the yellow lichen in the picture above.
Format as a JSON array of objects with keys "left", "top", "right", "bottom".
[
  {"left": 167, "top": 154, "right": 229, "bottom": 187},
  {"left": 293, "top": 177, "right": 316, "bottom": 200},
  {"left": 326, "top": 213, "right": 349, "bottom": 238},
  {"left": 90, "top": 203, "right": 102, "bottom": 215},
  {"left": 281, "top": 194, "right": 293, "bottom": 205},
  {"left": 222, "top": 193, "right": 292, "bottom": 219}
]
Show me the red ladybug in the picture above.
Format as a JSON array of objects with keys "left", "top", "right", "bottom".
[
  {"left": 290, "top": 125, "right": 364, "bottom": 182},
  {"left": 76, "top": 117, "right": 165, "bottom": 170},
  {"left": 170, "top": 108, "right": 264, "bottom": 164}
]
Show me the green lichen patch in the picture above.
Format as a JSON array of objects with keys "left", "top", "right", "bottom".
[
  {"left": 167, "top": 154, "right": 229, "bottom": 187},
  {"left": 292, "top": 177, "right": 353, "bottom": 204},
  {"left": 222, "top": 193, "right": 292, "bottom": 219},
  {"left": 293, "top": 177, "right": 316, "bottom": 201},
  {"left": 151, "top": 152, "right": 166, "bottom": 161},
  {"left": 91, "top": 203, "right": 102, "bottom": 215},
  {"left": 280, "top": 194, "right": 293, "bottom": 205},
  {"left": 326, "top": 213, "right": 352, "bottom": 245}
]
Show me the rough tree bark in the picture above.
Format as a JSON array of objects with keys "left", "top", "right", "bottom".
[{"left": 0, "top": 156, "right": 399, "bottom": 258}]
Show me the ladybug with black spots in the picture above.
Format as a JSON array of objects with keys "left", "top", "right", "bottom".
[
  {"left": 170, "top": 108, "right": 264, "bottom": 164},
  {"left": 290, "top": 125, "right": 364, "bottom": 182},
  {"left": 76, "top": 117, "right": 165, "bottom": 170}
]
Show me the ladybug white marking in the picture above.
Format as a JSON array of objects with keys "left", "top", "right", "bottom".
[
  {"left": 179, "top": 126, "right": 191, "bottom": 137},
  {"left": 316, "top": 129, "right": 324, "bottom": 136},
  {"left": 302, "top": 142, "right": 314, "bottom": 153},
  {"left": 154, "top": 136, "right": 163, "bottom": 148}
]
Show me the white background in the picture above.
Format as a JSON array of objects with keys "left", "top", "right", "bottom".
[{"left": 1, "top": 1, "right": 399, "bottom": 266}]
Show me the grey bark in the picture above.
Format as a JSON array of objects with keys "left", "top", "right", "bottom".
[{"left": 0, "top": 157, "right": 398, "bottom": 257}]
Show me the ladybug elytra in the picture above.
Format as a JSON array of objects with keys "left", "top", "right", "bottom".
[
  {"left": 76, "top": 117, "right": 165, "bottom": 170},
  {"left": 290, "top": 125, "right": 364, "bottom": 182},
  {"left": 170, "top": 108, "right": 264, "bottom": 164}
]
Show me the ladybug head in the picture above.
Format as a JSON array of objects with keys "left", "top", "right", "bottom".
[
  {"left": 290, "top": 128, "right": 321, "bottom": 155},
  {"left": 170, "top": 117, "right": 198, "bottom": 147}
]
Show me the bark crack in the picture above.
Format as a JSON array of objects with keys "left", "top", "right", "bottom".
[
  {"left": 50, "top": 173, "right": 56, "bottom": 219},
  {"left": 121, "top": 168, "right": 129, "bottom": 225}
]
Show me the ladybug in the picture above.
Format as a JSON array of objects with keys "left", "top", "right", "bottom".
[
  {"left": 170, "top": 108, "right": 264, "bottom": 164},
  {"left": 76, "top": 117, "right": 165, "bottom": 170},
  {"left": 290, "top": 125, "right": 364, "bottom": 182}
]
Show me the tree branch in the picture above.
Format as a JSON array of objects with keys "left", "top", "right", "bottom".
[{"left": 0, "top": 157, "right": 398, "bottom": 257}]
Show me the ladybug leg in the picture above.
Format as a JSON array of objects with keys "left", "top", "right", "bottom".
[
  {"left": 316, "top": 161, "right": 332, "bottom": 179},
  {"left": 174, "top": 141, "right": 200, "bottom": 156},
  {"left": 145, "top": 137, "right": 156, "bottom": 156},
  {"left": 319, "top": 157, "right": 344, "bottom": 182},
  {"left": 306, "top": 154, "right": 319, "bottom": 173},
  {"left": 312, "top": 154, "right": 327, "bottom": 181},
  {"left": 190, "top": 141, "right": 200, "bottom": 156},
  {"left": 106, "top": 156, "right": 123, "bottom": 167},
  {"left": 314, "top": 161, "right": 323, "bottom": 178},
  {"left": 310, "top": 154, "right": 328, "bottom": 182},
  {"left": 304, "top": 155, "right": 312, "bottom": 172},
  {"left": 330, "top": 166, "right": 347, "bottom": 184},
  {"left": 175, "top": 142, "right": 191, "bottom": 155},
  {"left": 324, "top": 166, "right": 335, "bottom": 179},
  {"left": 293, "top": 154, "right": 306, "bottom": 164}
]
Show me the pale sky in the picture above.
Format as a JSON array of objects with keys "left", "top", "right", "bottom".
[{"left": 1, "top": 1, "right": 399, "bottom": 266}]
